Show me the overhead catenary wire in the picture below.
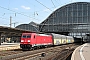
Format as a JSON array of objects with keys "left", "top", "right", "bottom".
[
  {"left": 54, "top": 0, "right": 60, "bottom": 5},
  {"left": 24, "top": 0, "right": 39, "bottom": 17},
  {"left": 25, "top": 0, "right": 53, "bottom": 14},
  {"left": 0, "top": 6, "right": 40, "bottom": 20},
  {"left": 51, "top": 0, "right": 56, "bottom": 8},
  {"left": 0, "top": 16, "right": 9, "bottom": 20},
  {"left": 24, "top": 0, "right": 55, "bottom": 20},
  {"left": 35, "top": 0, "right": 52, "bottom": 11}
]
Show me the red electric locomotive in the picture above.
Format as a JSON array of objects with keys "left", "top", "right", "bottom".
[{"left": 20, "top": 33, "right": 53, "bottom": 49}]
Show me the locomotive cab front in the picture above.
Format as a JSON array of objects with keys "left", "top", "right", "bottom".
[{"left": 20, "top": 33, "right": 33, "bottom": 49}]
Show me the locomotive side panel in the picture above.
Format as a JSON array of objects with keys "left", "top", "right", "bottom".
[{"left": 34, "top": 34, "right": 53, "bottom": 46}]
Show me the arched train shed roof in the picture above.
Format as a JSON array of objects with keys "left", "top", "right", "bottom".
[
  {"left": 41, "top": 2, "right": 90, "bottom": 24},
  {"left": 16, "top": 24, "right": 39, "bottom": 32},
  {"left": 39, "top": 2, "right": 90, "bottom": 36}
]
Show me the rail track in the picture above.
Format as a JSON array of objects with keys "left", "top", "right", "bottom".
[{"left": 0, "top": 44, "right": 80, "bottom": 60}]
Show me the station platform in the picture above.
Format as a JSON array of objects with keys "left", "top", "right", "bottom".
[
  {"left": 71, "top": 43, "right": 90, "bottom": 60},
  {"left": 0, "top": 43, "right": 20, "bottom": 51}
]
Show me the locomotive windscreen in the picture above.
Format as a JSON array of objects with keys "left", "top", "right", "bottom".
[{"left": 22, "top": 34, "right": 31, "bottom": 38}]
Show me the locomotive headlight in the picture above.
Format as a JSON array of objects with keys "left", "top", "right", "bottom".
[
  {"left": 21, "top": 40, "right": 24, "bottom": 42},
  {"left": 28, "top": 40, "right": 30, "bottom": 42}
]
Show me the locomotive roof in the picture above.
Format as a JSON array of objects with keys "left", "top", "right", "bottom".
[{"left": 37, "top": 34, "right": 51, "bottom": 36}]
